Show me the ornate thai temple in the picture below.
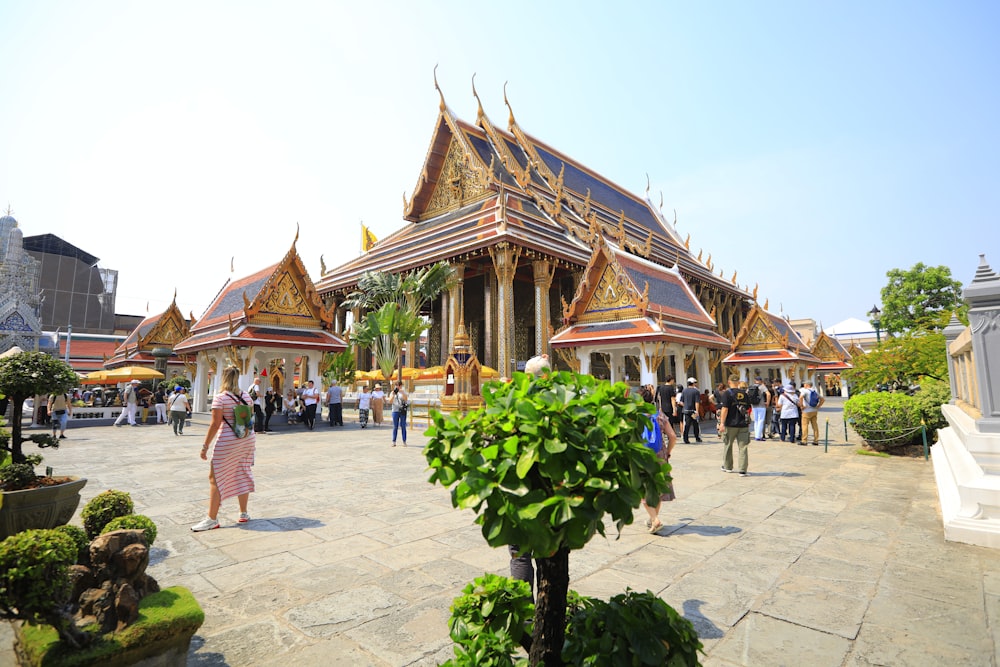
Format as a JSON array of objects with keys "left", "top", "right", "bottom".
[
  {"left": 104, "top": 294, "right": 193, "bottom": 377},
  {"left": 174, "top": 238, "right": 346, "bottom": 411},
  {"left": 316, "top": 82, "right": 754, "bottom": 386},
  {"left": 0, "top": 210, "right": 43, "bottom": 352},
  {"left": 722, "top": 302, "right": 821, "bottom": 385},
  {"left": 808, "top": 331, "right": 854, "bottom": 397}
]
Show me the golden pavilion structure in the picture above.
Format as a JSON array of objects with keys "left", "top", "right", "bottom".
[
  {"left": 722, "top": 302, "right": 822, "bottom": 385},
  {"left": 105, "top": 294, "right": 193, "bottom": 378},
  {"left": 174, "top": 238, "right": 347, "bottom": 411},
  {"left": 316, "top": 80, "right": 753, "bottom": 387},
  {"left": 440, "top": 319, "right": 483, "bottom": 412},
  {"left": 808, "top": 331, "right": 854, "bottom": 397}
]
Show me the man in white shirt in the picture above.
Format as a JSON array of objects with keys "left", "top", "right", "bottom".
[{"left": 247, "top": 377, "right": 264, "bottom": 433}]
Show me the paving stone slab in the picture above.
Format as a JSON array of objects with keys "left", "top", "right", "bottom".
[
  {"left": 284, "top": 584, "right": 408, "bottom": 638},
  {"left": 710, "top": 611, "right": 851, "bottom": 666},
  {"left": 756, "top": 572, "right": 871, "bottom": 639}
]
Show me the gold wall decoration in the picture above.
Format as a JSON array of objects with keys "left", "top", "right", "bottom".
[
  {"left": 424, "top": 139, "right": 490, "bottom": 217},
  {"left": 580, "top": 265, "right": 638, "bottom": 322},
  {"left": 554, "top": 346, "right": 581, "bottom": 373},
  {"left": 742, "top": 318, "right": 779, "bottom": 350},
  {"left": 260, "top": 273, "right": 314, "bottom": 319}
]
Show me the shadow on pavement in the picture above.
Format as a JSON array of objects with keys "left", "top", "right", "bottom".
[{"left": 683, "top": 599, "right": 724, "bottom": 639}]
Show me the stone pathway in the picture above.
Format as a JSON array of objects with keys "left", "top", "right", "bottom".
[{"left": 3, "top": 399, "right": 999, "bottom": 666}]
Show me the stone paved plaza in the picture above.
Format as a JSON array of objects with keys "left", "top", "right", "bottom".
[{"left": 4, "top": 398, "right": 1000, "bottom": 666}]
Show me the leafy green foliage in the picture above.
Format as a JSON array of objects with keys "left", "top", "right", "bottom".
[
  {"left": 563, "top": 589, "right": 703, "bottom": 666},
  {"left": 911, "top": 377, "right": 951, "bottom": 433},
  {"left": 321, "top": 350, "right": 356, "bottom": 388},
  {"left": 0, "top": 462, "right": 38, "bottom": 491},
  {"left": 102, "top": 514, "right": 158, "bottom": 546},
  {"left": 0, "top": 528, "right": 76, "bottom": 625},
  {"left": 157, "top": 376, "right": 191, "bottom": 393},
  {"left": 0, "top": 352, "right": 78, "bottom": 463},
  {"left": 844, "top": 392, "right": 924, "bottom": 451},
  {"left": 350, "top": 302, "right": 429, "bottom": 382},
  {"left": 52, "top": 524, "right": 90, "bottom": 564},
  {"left": 879, "top": 263, "right": 966, "bottom": 335},
  {"left": 81, "top": 490, "right": 135, "bottom": 539},
  {"left": 443, "top": 574, "right": 534, "bottom": 667},
  {"left": 426, "top": 371, "right": 671, "bottom": 557},
  {"left": 844, "top": 331, "right": 947, "bottom": 392}
]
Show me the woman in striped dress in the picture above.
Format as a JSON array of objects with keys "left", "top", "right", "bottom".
[{"left": 191, "top": 366, "right": 257, "bottom": 531}]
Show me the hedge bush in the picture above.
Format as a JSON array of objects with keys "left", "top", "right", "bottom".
[
  {"left": 844, "top": 392, "right": 923, "bottom": 451},
  {"left": 81, "top": 490, "right": 134, "bottom": 539},
  {"left": 911, "top": 377, "right": 951, "bottom": 433},
  {"left": 51, "top": 524, "right": 90, "bottom": 565},
  {"left": 102, "top": 514, "right": 158, "bottom": 546},
  {"left": 0, "top": 528, "right": 76, "bottom": 625}
]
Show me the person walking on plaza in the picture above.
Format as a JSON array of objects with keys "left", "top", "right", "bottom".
[
  {"left": 390, "top": 380, "right": 409, "bottom": 446},
  {"left": 799, "top": 381, "right": 825, "bottom": 445},
  {"left": 325, "top": 379, "right": 344, "bottom": 427},
  {"left": 153, "top": 386, "right": 168, "bottom": 424},
  {"left": 749, "top": 377, "right": 770, "bottom": 441},
  {"left": 680, "top": 378, "right": 702, "bottom": 443},
  {"left": 167, "top": 386, "right": 190, "bottom": 435},
  {"left": 263, "top": 388, "right": 277, "bottom": 432},
  {"left": 777, "top": 382, "right": 801, "bottom": 442},
  {"left": 719, "top": 374, "right": 753, "bottom": 476},
  {"left": 769, "top": 379, "right": 783, "bottom": 438},
  {"left": 191, "top": 366, "right": 256, "bottom": 532},
  {"left": 48, "top": 392, "right": 72, "bottom": 439},
  {"left": 655, "top": 375, "right": 680, "bottom": 436},
  {"left": 639, "top": 385, "right": 675, "bottom": 533},
  {"left": 357, "top": 384, "right": 371, "bottom": 428},
  {"left": 247, "top": 378, "right": 265, "bottom": 433},
  {"left": 371, "top": 383, "right": 385, "bottom": 427},
  {"left": 114, "top": 380, "right": 140, "bottom": 427},
  {"left": 301, "top": 379, "right": 319, "bottom": 430}
]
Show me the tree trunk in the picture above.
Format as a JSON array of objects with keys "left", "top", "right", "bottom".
[
  {"left": 528, "top": 547, "right": 569, "bottom": 667},
  {"left": 10, "top": 395, "right": 25, "bottom": 463}
]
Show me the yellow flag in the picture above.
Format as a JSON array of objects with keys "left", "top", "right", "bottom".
[{"left": 361, "top": 225, "right": 378, "bottom": 252}]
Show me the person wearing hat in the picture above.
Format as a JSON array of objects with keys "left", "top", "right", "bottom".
[
  {"left": 113, "top": 380, "right": 142, "bottom": 427},
  {"left": 167, "top": 385, "right": 191, "bottom": 435},
  {"left": 750, "top": 377, "right": 770, "bottom": 441},
  {"left": 679, "top": 377, "right": 703, "bottom": 444},
  {"left": 777, "top": 381, "right": 801, "bottom": 442},
  {"left": 370, "top": 382, "right": 385, "bottom": 427}
]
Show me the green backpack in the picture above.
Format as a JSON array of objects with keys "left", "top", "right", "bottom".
[{"left": 223, "top": 392, "right": 254, "bottom": 438}]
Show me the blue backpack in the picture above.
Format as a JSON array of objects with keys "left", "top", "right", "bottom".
[{"left": 807, "top": 390, "right": 820, "bottom": 408}]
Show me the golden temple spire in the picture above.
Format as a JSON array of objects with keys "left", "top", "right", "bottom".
[
  {"left": 434, "top": 64, "right": 446, "bottom": 111},
  {"left": 753, "top": 283, "right": 759, "bottom": 301},
  {"left": 684, "top": 233, "right": 690, "bottom": 249},
  {"left": 320, "top": 254, "right": 327, "bottom": 275},
  {"left": 659, "top": 191, "right": 664, "bottom": 212},
  {"left": 172, "top": 287, "right": 177, "bottom": 302},
  {"left": 503, "top": 81, "right": 517, "bottom": 129},
  {"left": 230, "top": 256, "right": 234, "bottom": 273},
  {"left": 293, "top": 222, "right": 299, "bottom": 247},
  {"left": 731, "top": 270, "right": 738, "bottom": 285},
  {"left": 764, "top": 298, "right": 769, "bottom": 310},
  {"left": 472, "top": 72, "right": 484, "bottom": 120},
  {"left": 697, "top": 249, "right": 703, "bottom": 263}
]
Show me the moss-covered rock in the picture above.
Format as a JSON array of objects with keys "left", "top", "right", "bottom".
[{"left": 14, "top": 586, "right": 204, "bottom": 667}]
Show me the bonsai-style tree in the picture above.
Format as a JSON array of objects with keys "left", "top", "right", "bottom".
[
  {"left": 0, "top": 351, "right": 78, "bottom": 464},
  {"left": 425, "top": 370, "right": 671, "bottom": 666}
]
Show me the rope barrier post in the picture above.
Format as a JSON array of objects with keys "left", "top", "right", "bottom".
[
  {"left": 824, "top": 419, "right": 829, "bottom": 453},
  {"left": 921, "top": 419, "right": 929, "bottom": 461},
  {"left": 844, "top": 418, "right": 849, "bottom": 442}
]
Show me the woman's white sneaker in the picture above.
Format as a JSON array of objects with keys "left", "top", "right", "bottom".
[
  {"left": 238, "top": 512, "right": 250, "bottom": 523},
  {"left": 191, "top": 517, "right": 220, "bottom": 532}
]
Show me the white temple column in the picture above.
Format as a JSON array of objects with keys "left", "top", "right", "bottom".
[
  {"left": 578, "top": 349, "right": 591, "bottom": 375},
  {"left": 193, "top": 351, "right": 209, "bottom": 412}
]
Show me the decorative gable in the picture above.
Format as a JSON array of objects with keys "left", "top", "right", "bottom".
[
  {"left": 733, "top": 306, "right": 786, "bottom": 351},
  {"left": 811, "top": 332, "right": 846, "bottom": 362},
  {"left": 579, "top": 264, "right": 642, "bottom": 323},
  {"left": 243, "top": 243, "right": 332, "bottom": 328},
  {"left": 423, "top": 138, "right": 491, "bottom": 219}
]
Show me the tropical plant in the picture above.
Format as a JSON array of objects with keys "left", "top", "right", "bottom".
[
  {"left": 879, "top": 263, "right": 966, "bottom": 335},
  {"left": 102, "top": 514, "right": 158, "bottom": 546},
  {"left": 350, "top": 302, "right": 429, "bottom": 382},
  {"left": 342, "top": 261, "right": 456, "bottom": 378},
  {"left": 443, "top": 573, "right": 535, "bottom": 667},
  {"left": 0, "top": 351, "right": 77, "bottom": 464},
  {"left": 320, "top": 349, "right": 356, "bottom": 388},
  {"left": 844, "top": 392, "right": 924, "bottom": 451},
  {"left": 425, "top": 370, "right": 672, "bottom": 665},
  {"left": 0, "top": 528, "right": 91, "bottom": 648},
  {"left": 52, "top": 524, "right": 90, "bottom": 565},
  {"left": 81, "top": 490, "right": 135, "bottom": 539}
]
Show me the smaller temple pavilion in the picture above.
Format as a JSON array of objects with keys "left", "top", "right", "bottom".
[
  {"left": 550, "top": 239, "right": 730, "bottom": 385},
  {"left": 105, "top": 294, "right": 193, "bottom": 378},
  {"left": 174, "top": 239, "right": 347, "bottom": 412},
  {"left": 808, "top": 330, "right": 854, "bottom": 397},
  {"left": 722, "top": 302, "right": 821, "bottom": 385}
]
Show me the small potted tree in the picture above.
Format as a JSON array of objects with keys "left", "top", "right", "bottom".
[
  {"left": 0, "top": 351, "right": 85, "bottom": 539},
  {"left": 425, "top": 369, "right": 687, "bottom": 665}
]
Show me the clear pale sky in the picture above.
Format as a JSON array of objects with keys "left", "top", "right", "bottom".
[{"left": 2, "top": 1, "right": 998, "bottom": 329}]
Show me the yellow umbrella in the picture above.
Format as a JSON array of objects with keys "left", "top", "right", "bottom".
[
  {"left": 81, "top": 370, "right": 109, "bottom": 385},
  {"left": 480, "top": 365, "right": 500, "bottom": 378},
  {"left": 103, "top": 366, "right": 166, "bottom": 382}
]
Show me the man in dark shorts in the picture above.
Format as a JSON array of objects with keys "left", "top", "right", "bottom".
[{"left": 655, "top": 375, "right": 679, "bottom": 435}]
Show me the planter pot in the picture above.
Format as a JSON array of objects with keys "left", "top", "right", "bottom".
[{"left": 0, "top": 477, "right": 87, "bottom": 540}]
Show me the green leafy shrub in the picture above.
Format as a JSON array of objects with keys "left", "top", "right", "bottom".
[
  {"left": 844, "top": 392, "right": 923, "bottom": 451},
  {"left": 0, "top": 462, "right": 37, "bottom": 491},
  {"left": 563, "top": 589, "right": 702, "bottom": 666},
  {"left": 51, "top": 524, "right": 90, "bottom": 564},
  {"left": 81, "top": 490, "right": 134, "bottom": 539},
  {"left": 102, "top": 514, "right": 158, "bottom": 546},
  {"left": 911, "top": 377, "right": 951, "bottom": 433},
  {"left": 443, "top": 574, "right": 534, "bottom": 667},
  {"left": 0, "top": 528, "right": 90, "bottom": 647},
  {"left": 426, "top": 370, "right": 672, "bottom": 664},
  {"left": 0, "top": 351, "right": 78, "bottom": 464}
]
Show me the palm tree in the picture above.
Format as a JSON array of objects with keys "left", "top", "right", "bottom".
[
  {"left": 342, "top": 262, "right": 456, "bottom": 378},
  {"left": 349, "top": 303, "right": 428, "bottom": 382}
]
